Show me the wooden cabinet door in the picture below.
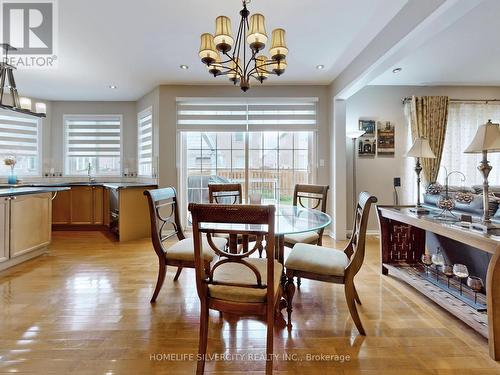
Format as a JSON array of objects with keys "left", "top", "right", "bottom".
[
  {"left": 52, "top": 189, "right": 71, "bottom": 224},
  {"left": 92, "top": 186, "right": 104, "bottom": 224},
  {"left": 10, "top": 193, "right": 51, "bottom": 258},
  {"left": 0, "top": 197, "right": 9, "bottom": 263},
  {"left": 70, "top": 186, "right": 93, "bottom": 224}
]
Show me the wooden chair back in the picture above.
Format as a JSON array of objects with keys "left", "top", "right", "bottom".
[
  {"left": 144, "top": 187, "right": 185, "bottom": 260},
  {"left": 344, "top": 191, "right": 377, "bottom": 278},
  {"left": 293, "top": 184, "right": 329, "bottom": 212},
  {"left": 208, "top": 183, "right": 243, "bottom": 204},
  {"left": 189, "top": 203, "right": 276, "bottom": 304}
]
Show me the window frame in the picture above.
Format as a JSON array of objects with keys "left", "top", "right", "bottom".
[
  {"left": 137, "top": 107, "right": 153, "bottom": 177},
  {"left": 63, "top": 114, "right": 123, "bottom": 177},
  {"left": 0, "top": 109, "right": 42, "bottom": 177}
]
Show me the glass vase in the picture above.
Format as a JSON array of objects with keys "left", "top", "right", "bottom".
[{"left": 7, "top": 170, "right": 16, "bottom": 184}]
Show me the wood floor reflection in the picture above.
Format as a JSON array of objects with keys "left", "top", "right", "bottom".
[{"left": 1, "top": 231, "right": 500, "bottom": 374}]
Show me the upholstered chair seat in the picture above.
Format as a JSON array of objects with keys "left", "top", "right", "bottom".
[
  {"left": 165, "top": 237, "right": 226, "bottom": 262},
  {"left": 284, "top": 232, "right": 320, "bottom": 246},
  {"left": 208, "top": 258, "right": 283, "bottom": 303},
  {"left": 285, "top": 243, "right": 349, "bottom": 277}
]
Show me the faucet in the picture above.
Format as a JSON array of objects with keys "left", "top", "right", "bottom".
[{"left": 87, "top": 163, "right": 96, "bottom": 183}]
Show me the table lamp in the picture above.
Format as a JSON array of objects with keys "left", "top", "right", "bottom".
[
  {"left": 464, "top": 120, "right": 500, "bottom": 229},
  {"left": 406, "top": 137, "right": 436, "bottom": 214}
]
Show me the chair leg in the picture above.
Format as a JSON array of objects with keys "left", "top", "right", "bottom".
[
  {"left": 265, "top": 304, "right": 274, "bottom": 375},
  {"left": 150, "top": 260, "right": 166, "bottom": 303},
  {"left": 197, "top": 301, "right": 209, "bottom": 375},
  {"left": 353, "top": 284, "right": 362, "bottom": 305},
  {"left": 344, "top": 281, "right": 365, "bottom": 335},
  {"left": 285, "top": 274, "right": 296, "bottom": 329},
  {"left": 296, "top": 277, "right": 301, "bottom": 288},
  {"left": 173, "top": 267, "right": 183, "bottom": 281}
]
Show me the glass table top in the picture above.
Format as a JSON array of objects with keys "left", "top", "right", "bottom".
[{"left": 197, "top": 205, "right": 332, "bottom": 236}]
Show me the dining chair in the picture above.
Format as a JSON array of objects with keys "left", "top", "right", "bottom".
[
  {"left": 189, "top": 203, "right": 282, "bottom": 375},
  {"left": 284, "top": 191, "right": 377, "bottom": 335},
  {"left": 144, "top": 187, "right": 227, "bottom": 303},
  {"left": 208, "top": 183, "right": 264, "bottom": 257},
  {"left": 208, "top": 183, "right": 242, "bottom": 204},
  {"left": 284, "top": 184, "right": 329, "bottom": 286}
]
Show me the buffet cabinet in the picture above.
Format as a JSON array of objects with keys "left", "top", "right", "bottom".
[{"left": 0, "top": 192, "right": 52, "bottom": 271}]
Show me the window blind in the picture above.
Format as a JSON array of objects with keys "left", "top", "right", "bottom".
[
  {"left": 65, "top": 115, "right": 122, "bottom": 157},
  {"left": 176, "top": 98, "right": 318, "bottom": 132},
  {"left": 0, "top": 113, "right": 39, "bottom": 157},
  {"left": 138, "top": 108, "right": 153, "bottom": 176}
]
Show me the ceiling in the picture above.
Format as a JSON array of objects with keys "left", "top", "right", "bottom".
[
  {"left": 10, "top": 0, "right": 407, "bottom": 101},
  {"left": 371, "top": 0, "right": 500, "bottom": 86}
]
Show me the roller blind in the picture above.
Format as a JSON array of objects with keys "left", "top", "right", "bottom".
[
  {"left": 138, "top": 108, "right": 153, "bottom": 176},
  {"left": 176, "top": 97, "right": 318, "bottom": 131},
  {"left": 0, "top": 113, "right": 39, "bottom": 156},
  {"left": 64, "top": 115, "right": 122, "bottom": 157}
]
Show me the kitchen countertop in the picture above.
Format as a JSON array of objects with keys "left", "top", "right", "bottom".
[
  {"left": 0, "top": 186, "right": 70, "bottom": 197},
  {"left": 0, "top": 182, "right": 157, "bottom": 190}
]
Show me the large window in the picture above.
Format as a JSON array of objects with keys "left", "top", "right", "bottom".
[
  {"left": 441, "top": 103, "right": 500, "bottom": 185},
  {"left": 138, "top": 108, "right": 153, "bottom": 177},
  {"left": 177, "top": 98, "right": 317, "bottom": 223},
  {"left": 64, "top": 115, "right": 122, "bottom": 176},
  {"left": 0, "top": 111, "right": 41, "bottom": 176}
]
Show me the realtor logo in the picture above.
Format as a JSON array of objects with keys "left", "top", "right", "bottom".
[{"left": 0, "top": 0, "right": 58, "bottom": 68}]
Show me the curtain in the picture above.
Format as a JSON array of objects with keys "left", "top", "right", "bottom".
[
  {"left": 410, "top": 96, "right": 449, "bottom": 183},
  {"left": 441, "top": 103, "right": 500, "bottom": 186}
]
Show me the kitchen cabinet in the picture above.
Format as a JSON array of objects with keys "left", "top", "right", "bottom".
[
  {"left": 52, "top": 189, "right": 71, "bottom": 224},
  {"left": 0, "top": 197, "right": 9, "bottom": 263},
  {"left": 10, "top": 193, "right": 51, "bottom": 258},
  {"left": 53, "top": 186, "right": 105, "bottom": 226}
]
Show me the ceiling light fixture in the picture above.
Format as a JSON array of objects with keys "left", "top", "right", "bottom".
[
  {"left": 392, "top": 67, "right": 402, "bottom": 74},
  {"left": 109, "top": 85, "right": 117, "bottom": 89},
  {"left": 316, "top": 64, "right": 325, "bottom": 70},
  {"left": 199, "top": 0, "right": 288, "bottom": 92},
  {"left": 0, "top": 44, "right": 46, "bottom": 118},
  {"left": 180, "top": 65, "right": 189, "bottom": 70}
]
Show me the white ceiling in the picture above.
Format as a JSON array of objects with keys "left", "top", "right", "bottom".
[
  {"left": 10, "top": 0, "right": 407, "bottom": 101},
  {"left": 371, "top": 0, "right": 500, "bottom": 86}
]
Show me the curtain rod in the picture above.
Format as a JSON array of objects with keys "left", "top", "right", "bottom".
[{"left": 401, "top": 97, "right": 500, "bottom": 104}]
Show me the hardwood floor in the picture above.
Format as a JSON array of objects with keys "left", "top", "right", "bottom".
[{"left": 1, "top": 231, "right": 500, "bottom": 374}]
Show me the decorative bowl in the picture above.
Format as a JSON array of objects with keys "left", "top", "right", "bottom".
[
  {"left": 467, "top": 276, "right": 484, "bottom": 292},
  {"left": 455, "top": 191, "right": 474, "bottom": 204},
  {"left": 438, "top": 197, "right": 455, "bottom": 211},
  {"left": 426, "top": 182, "right": 443, "bottom": 195}
]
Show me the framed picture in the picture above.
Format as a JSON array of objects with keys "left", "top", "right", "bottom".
[
  {"left": 377, "top": 121, "right": 395, "bottom": 156},
  {"left": 359, "top": 120, "right": 376, "bottom": 136},
  {"left": 358, "top": 119, "right": 376, "bottom": 157}
]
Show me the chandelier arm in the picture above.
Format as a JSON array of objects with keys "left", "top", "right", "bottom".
[
  {"left": 232, "top": 13, "right": 246, "bottom": 76},
  {"left": 244, "top": 50, "right": 258, "bottom": 73}
]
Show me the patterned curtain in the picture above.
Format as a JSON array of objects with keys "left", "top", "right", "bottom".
[{"left": 410, "top": 96, "right": 449, "bottom": 183}]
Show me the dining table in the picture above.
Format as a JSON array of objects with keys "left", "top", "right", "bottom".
[{"left": 197, "top": 204, "right": 332, "bottom": 265}]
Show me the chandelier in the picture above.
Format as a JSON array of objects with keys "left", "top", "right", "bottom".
[
  {"left": 0, "top": 44, "right": 46, "bottom": 118},
  {"left": 198, "top": 0, "right": 288, "bottom": 92}
]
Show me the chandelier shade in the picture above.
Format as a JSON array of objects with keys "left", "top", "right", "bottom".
[
  {"left": 198, "top": 0, "right": 288, "bottom": 92},
  {"left": 214, "top": 16, "right": 234, "bottom": 53},
  {"left": 247, "top": 13, "right": 268, "bottom": 51},
  {"left": 198, "top": 33, "right": 218, "bottom": 65},
  {"left": 270, "top": 28, "right": 288, "bottom": 60}
]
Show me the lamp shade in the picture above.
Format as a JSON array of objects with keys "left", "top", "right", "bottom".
[
  {"left": 19, "top": 97, "right": 32, "bottom": 110},
  {"left": 247, "top": 14, "right": 267, "bottom": 51},
  {"left": 464, "top": 120, "right": 500, "bottom": 154},
  {"left": 406, "top": 137, "right": 436, "bottom": 158},
  {"left": 207, "top": 55, "right": 221, "bottom": 76},
  {"left": 271, "top": 59, "right": 287, "bottom": 76},
  {"left": 199, "top": 33, "right": 218, "bottom": 65},
  {"left": 214, "top": 16, "right": 234, "bottom": 53},
  {"left": 346, "top": 130, "right": 366, "bottom": 139},
  {"left": 256, "top": 55, "right": 268, "bottom": 80},
  {"left": 35, "top": 102, "right": 47, "bottom": 114},
  {"left": 228, "top": 58, "right": 241, "bottom": 82},
  {"left": 269, "top": 28, "right": 288, "bottom": 61}
]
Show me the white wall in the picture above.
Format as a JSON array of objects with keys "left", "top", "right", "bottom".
[{"left": 346, "top": 85, "right": 500, "bottom": 231}]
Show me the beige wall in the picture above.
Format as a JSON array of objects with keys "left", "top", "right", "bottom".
[
  {"left": 146, "top": 84, "right": 332, "bottom": 210},
  {"left": 346, "top": 85, "right": 500, "bottom": 231}
]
